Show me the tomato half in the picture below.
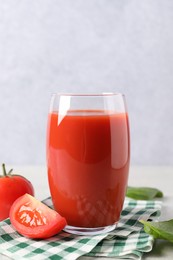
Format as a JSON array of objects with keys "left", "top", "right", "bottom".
[{"left": 9, "top": 194, "right": 67, "bottom": 239}]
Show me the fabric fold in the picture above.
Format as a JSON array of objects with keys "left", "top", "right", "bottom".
[{"left": 0, "top": 197, "right": 162, "bottom": 260}]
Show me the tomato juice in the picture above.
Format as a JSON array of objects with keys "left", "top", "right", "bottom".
[{"left": 47, "top": 110, "right": 130, "bottom": 228}]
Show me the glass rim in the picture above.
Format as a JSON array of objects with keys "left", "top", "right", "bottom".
[{"left": 51, "top": 92, "right": 125, "bottom": 97}]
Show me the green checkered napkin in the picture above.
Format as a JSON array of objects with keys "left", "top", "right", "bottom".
[{"left": 0, "top": 197, "right": 162, "bottom": 260}]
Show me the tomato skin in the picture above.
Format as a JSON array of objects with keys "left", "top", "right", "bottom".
[
  {"left": 9, "top": 194, "right": 67, "bottom": 239},
  {"left": 0, "top": 175, "right": 34, "bottom": 221}
]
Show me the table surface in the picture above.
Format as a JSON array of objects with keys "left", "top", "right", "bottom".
[{"left": 1, "top": 166, "right": 173, "bottom": 260}]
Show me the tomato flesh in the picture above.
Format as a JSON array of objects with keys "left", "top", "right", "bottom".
[
  {"left": 16, "top": 204, "right": 47, "bottom": 227},
  {"left": 10, "top": 194, "right": 67, "bottom": 239}
]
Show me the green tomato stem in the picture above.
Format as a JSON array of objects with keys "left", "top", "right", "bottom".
[
  {"left": 2, "top": 163, "right": 7, "bottom": 176},
  {"left": 1, "top": 164, "right": 13, "bottom": 176},
  {"left": 8, "top": 168, "right": 13, "bottom": 175}
]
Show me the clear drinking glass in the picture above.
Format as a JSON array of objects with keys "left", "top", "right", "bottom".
[{"left": 46, "top": 93, "right": 130, "bottom": 235}]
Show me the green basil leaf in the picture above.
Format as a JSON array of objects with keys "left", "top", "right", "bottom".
[
  {"left": 126, "top": 187, "right": 163, "bottom": 200},
  {"left": 140, "top": 219, "right": 173, "bottom": 243}
]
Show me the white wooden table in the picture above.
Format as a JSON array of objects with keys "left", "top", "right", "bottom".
[{"left": 1, "top": 166, "right": 173, "bottom": 260}]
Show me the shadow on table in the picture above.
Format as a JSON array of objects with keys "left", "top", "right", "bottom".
[{"left": 143, "top": 239, "right": 173, "bottom": 259}]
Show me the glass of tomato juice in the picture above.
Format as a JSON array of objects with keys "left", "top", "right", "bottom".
[{"left": 46, "top": 93, "right": 130, "bottom": 235}]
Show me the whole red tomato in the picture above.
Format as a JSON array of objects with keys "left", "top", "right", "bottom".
[{"left": 0, "top": 164, "right": 34, "bottom": 221}]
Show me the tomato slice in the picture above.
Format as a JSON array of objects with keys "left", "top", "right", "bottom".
[{"left": 9, "top": 194, "right": 67, "bottom": 239}]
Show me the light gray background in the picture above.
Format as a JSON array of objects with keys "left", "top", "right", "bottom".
[{"left": 0, "top": 0, "right": 173, "bottom": 165}]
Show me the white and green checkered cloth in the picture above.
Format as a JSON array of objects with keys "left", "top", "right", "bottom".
[{"left": 0, "top": 197, "right": 162, "bottom": 260}]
